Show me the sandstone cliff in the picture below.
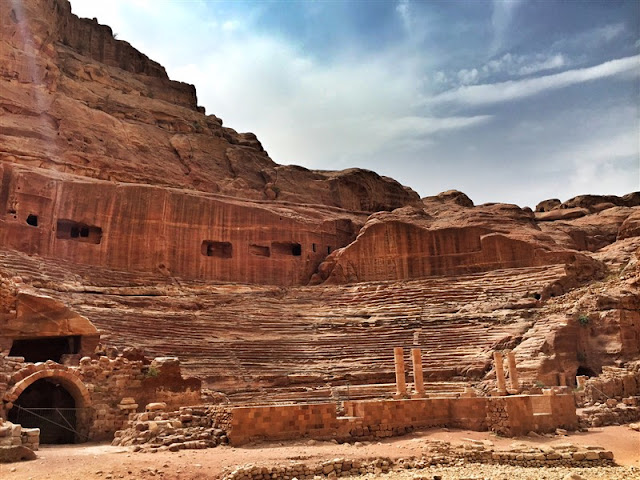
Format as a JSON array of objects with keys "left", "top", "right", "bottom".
[
  {"left": 0, "top": 0, "right": 419, "bottom": 211},
  {"left": 0, "top": 0, "right": 638, "bottom": 403}
]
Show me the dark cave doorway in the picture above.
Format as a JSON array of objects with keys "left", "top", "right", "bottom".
[
  {"left": 7, "top": 378, "right": 78, "bottom": 444},
  {"left": 576, "top": 365, "right": 597, "bottom": 378},
  {"left": 9, "top": 336, "right": 81, "bottom": 363}
]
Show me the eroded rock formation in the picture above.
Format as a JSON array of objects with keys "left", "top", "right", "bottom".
[
  {"left": 0, "top": 0, "right": 638, "bottom": 410},
  {"left": 0, "top": 0, "right": 418, "bottom": 211}
]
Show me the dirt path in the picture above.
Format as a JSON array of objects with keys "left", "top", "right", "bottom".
[{"left": 1, "top": 426, "right": 638, "bottom": 480}]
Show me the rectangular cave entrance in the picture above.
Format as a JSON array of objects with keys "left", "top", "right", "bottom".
[
  {"left": 271, "top": 241, "right": 302, "bottom": 256},
  {"left": 249, "top": 244, "right": 270, "bottom": 257},
  {"left": 56, "top": 220, "right": 102, "bottom": 244},
  {"left": 201, "top": 240, "right": 233, "bottom": 258},
  {"left": 9, "top": 335, "right": 82, "bottom": 363}
]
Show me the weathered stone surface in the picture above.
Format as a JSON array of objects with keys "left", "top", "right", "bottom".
[
  {"left": 618, "top": 209, "right": 640, "bottom": 240},
  {"left": 0, "top": 1, "right": 418, "bottom": 213},
  {"left": 314, "top": 204, "right": 598, "bottom": 284},
  {"left": 0, "top": 0, "right": 638, "bottom": 411},
  {"left": 0, "top": 445, "right": 37, "bottom": 463},
  {"left": 539, "top": 206, "right": 637, "bottom": 252},
  {"left": 535, "top": 207, "right": 589, "bottom": 222},
  {"left": 535, "top": 198, "right": 561, "bottom": 212},
  {"left": 422, "top": 189, "right": 474, "bottom": 208},
  {"left": 560, "top": 193, "right": 640, "bottom": 211}
]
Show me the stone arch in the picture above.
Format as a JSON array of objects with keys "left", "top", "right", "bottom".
[{"left": 4, "top": 369, "right": 91, "bottom": 408}]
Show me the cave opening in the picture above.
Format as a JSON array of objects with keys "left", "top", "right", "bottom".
[
  {"left": 7, "top": 379, "right": 78, "bottom": 444},
  {"left": 56, "top": 219, "right": 102, "bottom": 244},
  {"left": 249, "top": 244, "right": 270, "bottom": 257},
  {"left": 201, "top": 240, "right": 233, "bottom": 258},
  {"left": 271, "top": 242, "right": 302, "bottom": 256},
  {"left": 576, "top": 365, "right": 597, "bottom": 378},
  {"left": 26, "top": 214, "right": 38, "bottom": 227},
  {"left": 9, "top": 336, "right": 81, "bottom": 363}
]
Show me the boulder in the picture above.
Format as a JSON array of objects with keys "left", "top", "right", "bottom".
[{"left": 0, "top": 445, "right": 37, "bottom": 463}]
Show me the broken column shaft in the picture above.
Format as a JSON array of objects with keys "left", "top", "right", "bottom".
[
  {"left": 411, "top": 348, "right": 425, "bottom": 396},
  {"left": 494, "top": 351, "right": 507, "bottom": 395},
  {"left": 394, "top": 347, "right": 407, "bottom": 396},
  {"left": 506, "top": 350, "right": 520, "bottom": 393}
]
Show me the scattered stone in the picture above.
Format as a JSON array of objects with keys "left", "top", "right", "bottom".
[{"left": 0, "top": 445, "right": 37, "bottom": 463}]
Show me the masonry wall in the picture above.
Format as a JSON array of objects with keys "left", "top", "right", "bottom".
[
  {"left": 225, "top": 395, "right": 576, "bottom": 446},
  {"left": 228, "top": 403, "right": 341, "bottom": 445},
  {"left": 0, "top": 353, "right": 201, "bottom": 441},
  {"left": 487, "top": 394, "right": 577, "bottom": 436}
]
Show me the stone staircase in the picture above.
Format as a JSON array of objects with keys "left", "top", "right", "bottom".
[{"left": 0, "top": 249, "right": 567, "bottom": 402}]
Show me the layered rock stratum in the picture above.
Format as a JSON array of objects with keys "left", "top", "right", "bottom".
[{"left": 0, "top": 0, "right": 638, "bottom": 402}]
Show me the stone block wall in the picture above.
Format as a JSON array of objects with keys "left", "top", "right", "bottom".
[
  {"left": 221, "top": 443, "right": 616, "bottom": 480},
  {"left": 225, "top": 394, "right": 577, "bottom": 446},
  {"left": 113, "top": 404, "right": 228, "bottom": 452},
  {"left": 229, "top": 403, "right": 341, "bottom": 445},
  {"left": 579, "top": 396, "right": 640, "bottom": 428},
  {"left": 580, "top": 363, "right": 640, "bottom": 405},
  {"left": 0, "top": 419, "right": 39, "bottom": 450},
  {"left": 0, "top": 353, "right": 201, "bottom": 442},
  {"left": 487, "top": 394, "right": 577, "bottom": 436}
]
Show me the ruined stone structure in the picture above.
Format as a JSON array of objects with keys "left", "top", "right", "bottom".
[
  {"left": 0, "top": 0, "right": 639, "bottom": 459},
  {"left": 0, "top": 351, "right": 200, "bottom": 444}
]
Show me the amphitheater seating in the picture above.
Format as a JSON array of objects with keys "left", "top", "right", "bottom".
[{"left": 0, "top": 249, "right": 567, "bottom": 403}]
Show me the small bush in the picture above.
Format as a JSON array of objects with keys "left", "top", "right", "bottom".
[
  {"left": 534, "top": 380, "right": 545, "bottom": 388},
  {"left": 144, "top": 366, "right": 159, "bottom": 378},
  {"left": 578, "top": 314, "right": 590, "bottom": 326}
]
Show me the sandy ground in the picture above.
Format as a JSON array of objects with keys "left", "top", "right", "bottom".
[{"left": 1, "top": 426, "right": 638, "bottom": 480}]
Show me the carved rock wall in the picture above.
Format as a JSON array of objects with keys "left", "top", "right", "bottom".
[
  {"left": 318, "top": 220, "right": 580, "bottom": 284},
  {"left": 0, "top": 164, "right": 362, "bottom": 285},
  {"left": 0, "top": 164, "right": 364, "bottom": 285}
]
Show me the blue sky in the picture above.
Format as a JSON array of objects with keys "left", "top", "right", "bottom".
[{"left": 70, "top": 0, "right": 639, "bottom": 207}]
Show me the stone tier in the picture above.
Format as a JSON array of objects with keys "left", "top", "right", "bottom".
[{"left": 0, "top": 249, "right": 567, "bottom": 401}]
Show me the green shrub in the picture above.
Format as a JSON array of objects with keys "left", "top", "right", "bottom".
[
  {"left": 144, "top": 366, "right": 159, "bottom": 378},
  {"left": 578, "top": 314, "right": 590, "bottom": 326}
]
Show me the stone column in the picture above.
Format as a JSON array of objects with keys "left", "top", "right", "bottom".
[
  {"left": 558, "top": 373, "right": 567, "bottom": 387},
  {"left": 411, "top": 348, "right": 425, "bottom": 397},
  {"left": 394, "top": 347, "right": 407, "bottom": 397},
  {"left": 494, "top": 351, "right": 507, "bottom": 395},
  {"left": 576, "top": 375, "right": 588, "bottom": 389},
  {"left": 506, "top": 351, "right": 520, "bottom": 393}
]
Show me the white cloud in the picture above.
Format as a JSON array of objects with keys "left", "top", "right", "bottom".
[
  {"left": 517, "top": 54, "right": 565, "bottom": 76},
  {"left": 552, "top": 23, "right": 627, "bottom": 52},
  {"left": 490, "top": 0, "right": 523, "bottom": 55},
  {"left": 396, "top": 0, "right": 411, "bottom": 34},
  {"left": 65, "top": 1, "right": 639, "bottom": 205},
  {"left": 484, "top": 52, "right": 567, "bottom": 77},
  {"left": 437, "top": 53, "right": 569, "bottom": 92},
  {"left": 563, "top": 131, "right": 639, "bottom": 198},
  {"left": 457, "top": 68, "right": 479, "bottom": 85},
  {"left": 430, "top": 55, "right": 640, "bottom": 106}
]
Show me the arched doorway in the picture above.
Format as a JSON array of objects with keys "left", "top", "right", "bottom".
[{"left": 8, "top": 378, "right": 79, "bottom": 444}]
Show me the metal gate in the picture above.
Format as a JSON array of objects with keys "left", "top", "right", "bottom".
[{"left": 9, "top": 405, "right": 88, "bottom": 444}]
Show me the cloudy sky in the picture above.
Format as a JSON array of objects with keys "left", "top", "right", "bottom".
[{"left": 70, "top": 0, "right": 639, "bottom": 208}]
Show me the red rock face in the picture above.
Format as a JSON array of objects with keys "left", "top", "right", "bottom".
[
  {"left": 314, "top": 201, "right": 604, "bottom": 284},
  {"left": 0, "top": 0, "right": 419, "bottom": 212},
  {"left": 0, "top": 163, "right": 364, "bottom": 285},
  {"left": 0, "top": 0, "right": 639, "bottom": 401}
]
